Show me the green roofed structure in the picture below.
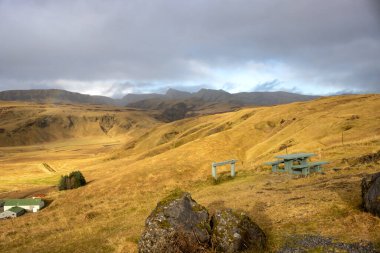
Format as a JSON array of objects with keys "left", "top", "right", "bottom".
[
  {"left": 0, "top": 206, "right": 26, "bottom": 219},
  {"left": 8, "top": 206, "right": 25, "bottom": 215},
  {"left": 4, "top": 198, "right": 45, "bottom": 213}
]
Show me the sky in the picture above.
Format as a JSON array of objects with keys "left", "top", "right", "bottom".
[{"left": 0, "top": 0, "right": 379, "bottom": 97}]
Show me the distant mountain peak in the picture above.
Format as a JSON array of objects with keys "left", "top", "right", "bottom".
[
  {"left": 166, "top": 88, "right": 183, "bottom": 93},
  {"left": 165, "top": 88, "right": 191, "bottom": 99},
  {"left": 196, "top": 88, "right": 230, "bottom": 94},
  {"left": 193, "top": 88, "right": 232, "bottom": 102}
]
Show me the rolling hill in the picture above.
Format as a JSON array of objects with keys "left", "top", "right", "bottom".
[
  {"left": 0, "top": 101, "right": 159, "bottom": 146},
  {"left": 0, "top": 94, "right": 379, "bottom": 252}
]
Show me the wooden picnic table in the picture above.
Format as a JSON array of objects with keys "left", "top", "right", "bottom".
[{"left": 264, "top": 153, "right": 328, "bottom": 176}]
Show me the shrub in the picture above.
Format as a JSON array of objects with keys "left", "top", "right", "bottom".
[{"left": 58, "top": 171, "right": 86, "bottom": 191}]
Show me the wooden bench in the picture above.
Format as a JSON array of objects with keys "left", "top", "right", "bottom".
[
  {"left": 291, "top": 164, "right": 310, "bottom": 175},
  {"left": 291, "top": 161, "right": 329, "bottom": 175},
  {"left": 212, "top": 160, "right": 237, "bottom": 179},
  {"left": 308, "top": 161, "right": 329, "bottom": 173},
  {"left": 264, "top": 160, "right": 284, "bottom": 172}
]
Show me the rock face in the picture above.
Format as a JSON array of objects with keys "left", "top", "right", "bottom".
[
  {"left": 99, "top": 115, "right": 116, "bottom": 134},
  {"left": 361, "top": 172, "right": 380, "bottom": 217},
  {"left": 211, "top": 209, "right": 266, "bottom": 253},
  {"left": 138, "top": 191, "right": 211, "bottom": 253}
]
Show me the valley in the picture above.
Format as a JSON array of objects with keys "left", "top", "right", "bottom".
[{"left": 0, "top": 94, "right": 379, "bottom": 252}]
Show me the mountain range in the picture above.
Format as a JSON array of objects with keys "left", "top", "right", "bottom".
[
  {"left": 0, "top": 88, "right": 320, "bottom": 121},
  {"left": 0, "top": 88, "right": 320, "bottom": 106}
]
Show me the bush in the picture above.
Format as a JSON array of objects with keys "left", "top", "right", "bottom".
[{"left": 58, "top": 171, "right": 86, "bottom": 191}]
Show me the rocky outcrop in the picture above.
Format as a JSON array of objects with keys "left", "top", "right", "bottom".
[
  {"left": 138, "top": 191, "right": 266, "bottom": 253},
  {"left": 99, "top": 115, "right": 116, "bottom": 134},
  {"left": 211, "top": 209, "right": 266, "bottom": 253},
  {"left": 138, "top": 191, "right": 211, "bottom": 253},
  {"left": 361, "top": 172, "right": 380, "bottom": 217}
]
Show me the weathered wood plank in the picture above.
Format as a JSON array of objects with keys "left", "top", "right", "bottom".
[
  {"left": 212, "top": 159, "right": 237, "bottom": 166},
  {"left": 211, "top": 159, "right": 237, "bottom": 179},
  {"left": 275, "top": 153, "right": 316, "bottom": 160},
  {"left": 264, "top": 160, "right": 283, "bottom": 165}
]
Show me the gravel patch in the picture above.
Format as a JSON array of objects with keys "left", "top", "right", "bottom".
[{"left": 278, "top": 235, "right": 378, "bottom": 253}]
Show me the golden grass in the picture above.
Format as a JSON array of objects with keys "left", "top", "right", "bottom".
[{"left": 0, "top": 94, "right": 379, "bottom": 252}]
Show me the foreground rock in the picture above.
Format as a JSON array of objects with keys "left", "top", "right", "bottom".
[
  {"left": 138, "top": 191, "right": 211, "bottom": 253},
  {"left": 361, "top": 172, "right": 380, "bottom": 217},
  {"left": 211, "top": 209, "right": 266, "bottom": 253},
  {"left": 139, "top": 191, "right": 267, "bottom": 253}
]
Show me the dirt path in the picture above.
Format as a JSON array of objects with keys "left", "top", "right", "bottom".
[{"left": 0, "top": 186, "right": 56, "bottom": 199}]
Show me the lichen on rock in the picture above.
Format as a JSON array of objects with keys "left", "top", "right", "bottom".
[
  {"left": 138, "top": 192, "right": 267, "bottom": 253},
  {"left": 361, "top": 172, "right": 380, "bottom": 217},
  {"left": 138, "top": 191, "right": 211, "bottom": 253},
  {"left": 211, "top": 209, "right": 266, "bottom": 253}
]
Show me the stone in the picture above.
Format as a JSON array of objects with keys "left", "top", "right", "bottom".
[
  {"left": 138, "top": 191, "right": 211, "bottom": 253},
  {"left": 361, "top": 172, "right": 380, "bottom": 217},
  {"left": 211, "top": 209, "right": 266, "bottom": 253}
]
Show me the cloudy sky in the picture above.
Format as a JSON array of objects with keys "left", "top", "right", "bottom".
[{"left": 0, "top": 0, "right": 379, "bottom": 97}]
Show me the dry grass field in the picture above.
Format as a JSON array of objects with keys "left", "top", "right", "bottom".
[{"left": 0, "top": 94, "right": 379, "bottom": 252}]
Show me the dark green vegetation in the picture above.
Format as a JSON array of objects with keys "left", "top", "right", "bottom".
[{"left": 58, "top": 171, "right": 86, "bottom": 191}]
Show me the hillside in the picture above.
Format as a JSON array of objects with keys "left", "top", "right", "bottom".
[
  {"left": 0, "top": 94, "right": 379, "bottom": 252},
  {"left": 0, "top": 101, "right": 159, "bottom": 146},
  {"left": 125, "top": 88, "right": 320, "bottom": 121},
  {"left": 0, "top": 89, "right": 120, "bottom": 105},
  {"left": 127, "top": 97, "right": 241, "bottom": 122}
]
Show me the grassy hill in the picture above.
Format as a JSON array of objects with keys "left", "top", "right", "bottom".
[
  {"left": 0, "top": 94, "right": 379, "bottom": 252},
  {"left": 0, "top": 101, "right": 159, "bottom": 146}
]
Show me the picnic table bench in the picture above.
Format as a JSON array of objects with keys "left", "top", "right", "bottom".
[
  {"left": 264, "top": 153, "right": 328, "bottom": 176},
  {"left": 211, "top": 159, "right": 237, "bottom": 179},
  {"left": 264, "top": 160, "right": 285, "bottom": 172}
]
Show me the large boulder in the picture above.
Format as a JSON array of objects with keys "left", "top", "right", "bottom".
[
  {"left": 138, "top": 191, "right": 211, "bottom": 253},
  {"left": 211, "top": 209, "right": 266, "bottom": 253},
  {"left": 361, "top": 172, "right": 380, "bottom": 217}
]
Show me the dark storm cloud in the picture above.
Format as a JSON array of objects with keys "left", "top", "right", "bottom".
[{"left": 0, "top": 0, "right": 379, "bottom": 95}]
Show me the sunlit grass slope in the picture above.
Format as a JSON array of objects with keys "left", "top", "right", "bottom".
[
  {"left": 0, "top": 101, "right": 161, "bottom": 192},
  {"left": 0, "top": 101, "right": 159, "bottom": 146},
  {"left": 0, "top": 94, "right": 379, "bottom": 253}
]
